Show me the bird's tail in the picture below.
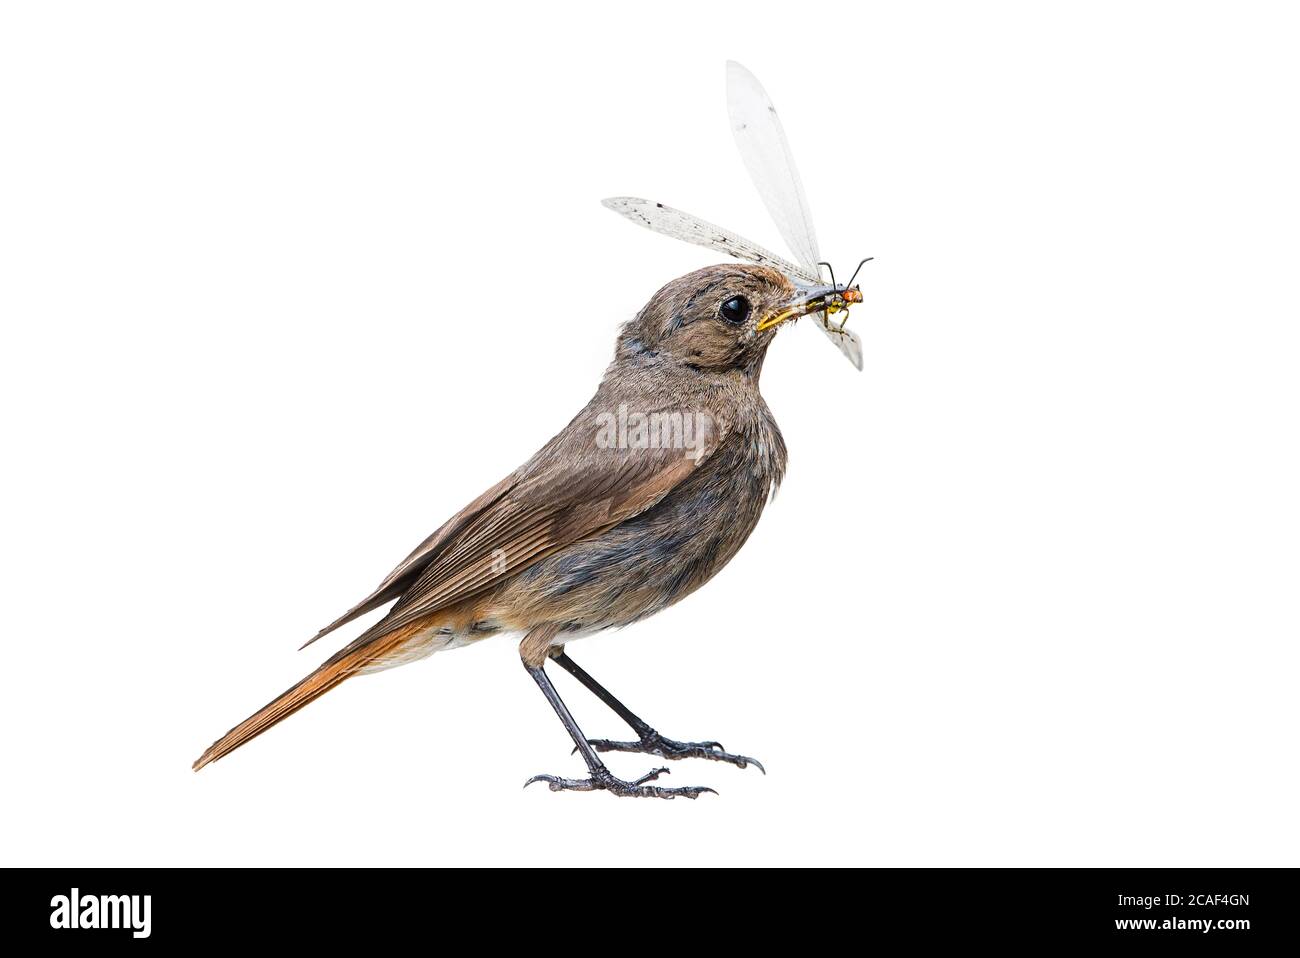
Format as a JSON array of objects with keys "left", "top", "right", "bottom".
[{"left": 192, "top": 623, "right": 422, "bottom": 771}]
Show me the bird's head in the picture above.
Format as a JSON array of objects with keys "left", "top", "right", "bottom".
[{"left": 615, "top": 264, "right": 836, "bottom": 376}]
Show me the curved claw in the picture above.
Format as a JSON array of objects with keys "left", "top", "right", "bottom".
[
  {"left": 695, "top": 749, "right": 764, "bottom": 774},
  {"left": 524, "top": 773, "right": 586, "bottom": 792},
  {"left": 685, "top": 787, "right": 719, "bottom": 798},
  {"left": 704, "top": 749, "right": 764, "bottom": 774}
]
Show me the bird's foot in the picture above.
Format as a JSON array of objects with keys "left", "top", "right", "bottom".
[
  {"left": 524, "top": 764, "right": 716, "bottom": 799},
  {"left": 584, "top": 730, "right": 765, "bottom": 774}
]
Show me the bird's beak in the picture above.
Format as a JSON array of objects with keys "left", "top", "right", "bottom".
[{"left": 756, "top": 284, "right": 843, "bottom": 332}]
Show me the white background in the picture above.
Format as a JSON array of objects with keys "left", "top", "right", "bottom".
[{"left": 2, "top": 1, "right": 1297, "bottom": 867}]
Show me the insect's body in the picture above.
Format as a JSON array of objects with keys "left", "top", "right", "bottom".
[{"left": 819, "top": 287, "right": 862, "bottom": 336}]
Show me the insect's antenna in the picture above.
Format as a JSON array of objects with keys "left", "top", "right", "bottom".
[
  {"left": 817, "top": 261, "right": 837, "bottom": 288},
  {"left": 843, "top": 257, "right": 874, "bottom": 290}
]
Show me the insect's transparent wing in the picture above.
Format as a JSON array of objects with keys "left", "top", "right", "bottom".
[
  {"left": 602, "top": 197, "right": 819, "bottom": 284},
  {"left": 811, "top": 312, "right": 864, "bottom": 370},
  {"left": 726, "top": 61, "right": 820, "bottom": 271}
]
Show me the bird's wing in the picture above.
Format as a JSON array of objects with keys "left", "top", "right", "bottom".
[
  {"left": 602, "top": 197, "right": 819, "bottom": 284},
  {"left": 301, "top": 473, "right": 517, "bottom": 648},
  {"left": 726, "top": 60, "right": 820, "bottom": 271},
  {"left": 322, "top": 402, "right": 732, "bottom": 662}
]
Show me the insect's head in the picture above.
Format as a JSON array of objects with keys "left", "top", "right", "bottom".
[{"left": 827, "top": 257, "right": 872, "bottom": 310}]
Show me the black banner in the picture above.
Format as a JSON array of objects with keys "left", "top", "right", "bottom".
[{"left": 7, "top": 868, "right": 1293, "bottom": 947}]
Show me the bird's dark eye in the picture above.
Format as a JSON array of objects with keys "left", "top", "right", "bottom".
[{"left": 719, "top": 295, "right": 751, "bottom": 326}]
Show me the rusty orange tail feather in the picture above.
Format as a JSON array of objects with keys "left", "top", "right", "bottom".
[{"left": 192, "top": 625, "right": 420, "bottom": 771}]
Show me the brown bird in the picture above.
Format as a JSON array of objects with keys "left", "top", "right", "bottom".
[
  {"left": 193, "top": 263, "right": 855, "bottom": 797},
  {"left": 196, "top": 63, "right": 868, "bottom": 797}
]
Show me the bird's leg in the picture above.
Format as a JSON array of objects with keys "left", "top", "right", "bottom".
[
  {"left": 550, "top": 650, "right": 765, "bottom": 773},
  {"left": 522, "top": 656, "right": 715, "bottom": 799}
]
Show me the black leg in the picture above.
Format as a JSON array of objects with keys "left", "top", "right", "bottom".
[
  {"left": 550, "top": 650, "right": 765, "bottom": 774},
  {"left": 522, "top": 659, "right": 716, "bottom": 799}
]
